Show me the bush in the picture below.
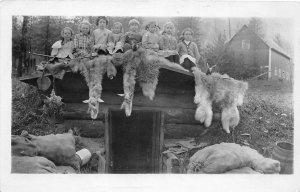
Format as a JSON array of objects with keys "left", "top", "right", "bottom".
[{"left": 12, "top": 78, "right": 56, "bottom": 135}]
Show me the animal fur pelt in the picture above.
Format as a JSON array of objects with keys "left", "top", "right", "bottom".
[
  {"left": 70, "top": 56, "right": 117, "bottom": 119},
  {"left": 120, "top": 48, "right": 188, "bottom": 116},
  {"left": 193, "top": 69, "right": 248, "bottom": 133}
]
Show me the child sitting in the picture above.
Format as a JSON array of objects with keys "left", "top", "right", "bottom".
[
  {"left": 47, "top": 27, "right": 75, "bottom": 79},
  {"left": 92, "top": 16, "right": 114, "bottom": 55},
  {"left": 51, "top": 27, "right": 75, "bottom": 60},
  {"left": 121, "top": 19, "right": 142, "bottom": 52},
  {"left": 73, "top": 20, "right": 94, "bottom": 58},
  {"left": 161, "top": 22, "right": 179, "bottom": 63},
  {"left": 178, "top": 28, "right": 200, "bottom": 72},
  {"left": 111, "top": 22, "right": 124, "bottom": 54},
  {"left": 142, "top": 21, "right": 162, "bottom": 52}
]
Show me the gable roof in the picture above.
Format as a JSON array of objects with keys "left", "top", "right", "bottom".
[{"left": 227, "top": 25, "right": 291, "bottom": 59}]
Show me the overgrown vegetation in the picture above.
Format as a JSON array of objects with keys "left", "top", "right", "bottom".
[
  {"left": 195, "top": 80, "right": 293, "bottom": 158},
  {"left": 12, "top": 78, "right": 57, "bottom": 135}
]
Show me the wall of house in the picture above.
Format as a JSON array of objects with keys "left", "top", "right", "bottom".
[
  {"left": 270, "top": 50, "right": 292, "bottom": 83},
  {"left": 56, "top": 70, "right": 221, "bottom": 139},
  {"left": 229, "top": 29, "right": 269, "bottom": 69}
]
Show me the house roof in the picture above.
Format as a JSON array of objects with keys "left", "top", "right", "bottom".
[
  {"left": 19, "top": 66, "right": 194, "bottom": 86},
  {"left": 227, "top": 25, "right": 291, "bottom": 59}
]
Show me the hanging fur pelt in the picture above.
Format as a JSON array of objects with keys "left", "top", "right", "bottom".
[
  {"left": 70, "top": 56, "right": 117, "bottom": 119},
  {"left": 193, "top": 69, "right": 248, "bottom": 134},
  {"left": 121, "top": 49, "right": 141, "bottom": 116},
  {"left": 120, "top": 48, "right": 188, "bottom": 116}
]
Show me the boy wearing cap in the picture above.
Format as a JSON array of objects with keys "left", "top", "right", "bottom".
[
  {"left": 121, "top": 19, "right": 143, "bottom": 52},
  {"left": 92, "top": 16, "right": 114, "bottom": 55}
]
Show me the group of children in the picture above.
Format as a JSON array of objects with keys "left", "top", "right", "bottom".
[{"left": 51, "top": 16, "right": 201, "bottom": 72}]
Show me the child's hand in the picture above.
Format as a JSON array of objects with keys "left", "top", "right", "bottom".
[
  {"left": 93, "top": 44, "right": 101, "bottom": 49},
  {"left": 99, "top": 44, "right": 107, "bottom": 50}
]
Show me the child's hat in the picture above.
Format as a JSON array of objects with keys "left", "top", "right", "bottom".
[{"left": 129, "top": 19, "right": 140, "bottom": 26}]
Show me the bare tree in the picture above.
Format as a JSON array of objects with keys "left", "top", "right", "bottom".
[{"left": 18, "top": 16, "right": 29, "bottom": 77}]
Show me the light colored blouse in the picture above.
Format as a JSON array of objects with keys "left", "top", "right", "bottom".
[
  {"left": 93, "top": 28, "right": 113, "bottom": 48},
  {"left": 51, "top": 40, "right": 74, "bottom": 59}
]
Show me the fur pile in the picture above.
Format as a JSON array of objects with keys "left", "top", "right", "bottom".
[
  {"left": 70, "top": 56, "right": 117, "bottom": 119},
  {"left": 120, "top": 48, "right": 187, "bottom": 116},
  {"left": 193, "top": 69, "right": 248, "bottom": 133}
]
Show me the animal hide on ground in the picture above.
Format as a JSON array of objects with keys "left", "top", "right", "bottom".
[
  {"left": 193, "top": 69, "right": 248, "bottom": 133},
  {"left": 70, "top": 56, "right": 117, "bottom": 119},
  {"left": 187, "top": 143, "right": 280, "bottom": 174}
]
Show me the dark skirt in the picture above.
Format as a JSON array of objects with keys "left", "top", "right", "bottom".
[
  {"left": 181, "top": 58, "right": 196, "bottom": 72},
  {"left": 165, "top": 54, "right": 180, "bottom": 64}
]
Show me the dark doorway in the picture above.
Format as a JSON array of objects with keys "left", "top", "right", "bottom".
[{"left": 107, "top": 110, "right": 162, "bottom": 173}]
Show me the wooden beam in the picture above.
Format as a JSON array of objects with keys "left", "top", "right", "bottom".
[
  {"left": 164, "top": 121, "right": 221, "bottom": 139},
  {"left": 63, "top": 120, "right": 105, "bottom": 138},
  {"left": 63, "top": 103, "right": 221, "bottom": 124}
]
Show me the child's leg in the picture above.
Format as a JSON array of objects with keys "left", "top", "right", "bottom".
[
  {"left": 182, "top": 58, "right": 196, "bottom": 71},
  {"left": 173, "top": 54, "right": 180, "bottom": 64},
  {"left": 97, "top": 49, "right": 109, "bottom": 55},
  {"left": 165, "top": 55, "right": 173, "bottom": 62}
]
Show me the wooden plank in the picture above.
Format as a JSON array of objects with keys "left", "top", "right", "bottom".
[
  {"left": 159, "top": 113, "right": 165, "bottom": 173},
  {"left": 105, "top": 111, "right": 110, "bottom": 173},
  {"left": 63, "top": 103, "right": 221, "bottom": 124}
]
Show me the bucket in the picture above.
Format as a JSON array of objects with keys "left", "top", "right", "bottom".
[
  {"left": 75, "top": 148, "right": 92, "bottom": 166},
  {"left": 271, "top": 141, "right": 293, "bottom": 174}
]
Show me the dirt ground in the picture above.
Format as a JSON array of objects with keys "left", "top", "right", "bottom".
[{"left": 11, "top": 78, "right": 294, "bottom": 160}]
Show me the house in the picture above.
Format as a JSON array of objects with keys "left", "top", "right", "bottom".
[
  {"left": 19, "top": 65, "right": 222, "bottom": 173},
  {"left": 226, "top": 25, "right": 293, "bottom": 83}
]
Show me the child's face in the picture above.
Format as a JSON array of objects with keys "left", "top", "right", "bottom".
[
  {"left": 98, "top": 19, "right": 107, "bottom": 29},
  {"left": 129, "top": 23, "right": 139, "bottom": 32},
  {"left": 113, "top": 24, "right": 122, "bottom": 34},
  {"left": 183, "top": 31, "right": 193, "bottom": 41},
  {"left": 148, "top": 24, "right": 156, "bottom": 33},
  {"left": 63, "top": 29, "right": 72, "bottom": 40},
  {"left": 165, "top": 25, "right": 173, "bottom": 35},
  {"left": 81, "top": 24, "right": 90, "bottom": 35}
]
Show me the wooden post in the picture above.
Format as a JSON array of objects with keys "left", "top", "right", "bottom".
[{"left": 104, "top": 111, "right": 109, "bottom": 173}]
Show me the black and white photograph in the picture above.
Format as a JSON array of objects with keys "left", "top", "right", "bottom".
[{"left": 1, "top": 1, "right": 299, "bottom": 192}]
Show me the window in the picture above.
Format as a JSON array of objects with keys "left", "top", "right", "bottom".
[
  {"left": 242, "top": 40, "right": 250, "bottom": 50},
  {"left": 282, "top": 70, "right": 285, "bottom": 79},
  {"left": 274, "top": 67, "right": 277, "bottom": 76},
  {"left": 286, "top": 72, "right": 290, "bottom": 81},
  {"left": 278, "top": 68, "right": 281, "bottom": 77}
]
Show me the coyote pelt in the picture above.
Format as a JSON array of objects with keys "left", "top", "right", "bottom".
[
  {"left": 193, "top": 69, "right": 248, "bottom": 133},
  {"left": 120, "top": 48, "right": 187, "bottom": 116},
  {"left": 71, "top": 55, "right": 117, "bottom": 119}
]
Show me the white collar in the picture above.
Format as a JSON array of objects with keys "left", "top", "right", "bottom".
[{"left": 184, "top": 40, "right": 190, "bottom": 45}]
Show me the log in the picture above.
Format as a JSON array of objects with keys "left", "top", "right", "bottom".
[
  {"left": 164, "top": 121, "right": 221, "bottom": 139},
  {"left": 63, "top": 120, "right": 105, "bottom": 138},
  {"left": 63, "top": 103, "right": 221, "bottom": 123},
  {"left": 60, "top": 91, "right": 195, "bottom": 108}
]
